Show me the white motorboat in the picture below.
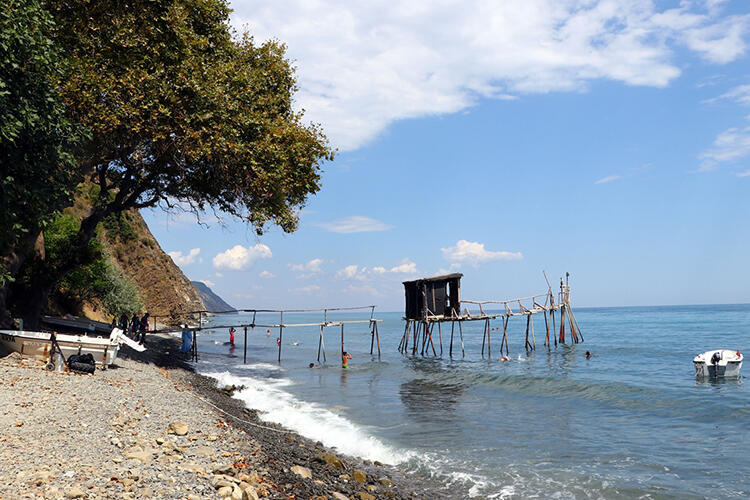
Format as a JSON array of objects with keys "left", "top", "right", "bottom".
[
  {"left": 0, "top": 327, "right": 144, "bottom": 367},
  {"left": 693, "top": 349, "right": 743, "bottom": 378}
]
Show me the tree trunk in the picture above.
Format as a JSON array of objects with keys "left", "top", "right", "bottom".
[{"left": 0, "top": 231, "right": 46, "bottom": 328}]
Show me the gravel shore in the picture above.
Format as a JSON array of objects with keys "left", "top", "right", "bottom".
[{"left": 0, "top": 333, "right": 440, "bottom": 500}]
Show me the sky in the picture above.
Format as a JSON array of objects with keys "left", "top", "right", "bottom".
[{"left": 144, "top": 0, "right": 750, "bottom": 312}]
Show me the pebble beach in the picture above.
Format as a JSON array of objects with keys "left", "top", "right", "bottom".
[{"left": 0, "top": 334, "right": 433, "bottom": 500}]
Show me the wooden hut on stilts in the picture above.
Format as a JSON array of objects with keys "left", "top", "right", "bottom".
[{"left": 398, "top": 272, "right": 583, "bottom": 358}]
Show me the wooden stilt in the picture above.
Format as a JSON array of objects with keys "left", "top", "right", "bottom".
[
  {"left": 569, "top": 308, "right": 584, "bottom": 342},
  {"left": 525, "top": 314, "right": 531, "bottom": 351},
  {"left": 277, "top": 311, "right": 283, "bottom": 362},
  {"left": 501, "top": 316, "right": 509, "bottom": 355},
  {"left": 340, "top": 323, "right": 345, "bottom": 360},
  {"left": 487, "top": 318, "right": 491, "bottom": 357},
  {"left": 530, "top": 313, "right": 535, "bottom": 350},
  {"left": 449, "top": 321, "right": 455, "bottom": 357},
  {"left": 317, "top": 325, "right": 324, "bottom": 362},
  {"left": 551, "top": 309, "right": 557, "bottom": 347},
  {"left": 243, "top": 326, "right": 248, "bottom": 364},
  {"left": 412, "top": 321, "right": 419, "bottom": 355},
  {"left": 370, "top": 321, "right": 375, "bottom": 354},
  {"left": 374, "top": 321, "right": 381, "bottom": 357},
  {"left": 437, "top": 322, "right": 443, "bottom": 356},
  {"left": 559, "top": 306, "right": 566, "bottom": 344},
  {"left": 458, "top": 321, "right": 465, "bottom": 357},
  {"left": 428, "top": 323, "right": 437, "bottom": 356},
  {"left": 544, "top": 311, "right": 550, "bottom": 349},
  {"left": 482, "top": 320, "right": 487, "bottom": 357}
]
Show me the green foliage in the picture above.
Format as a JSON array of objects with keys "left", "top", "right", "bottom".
[
  {"left": 45, "top": 213, "right": 142, "bottom": 316},
  {"left": 101, "top": 213, "right": 137, "bottom": 243},
  {"left": 0, "top": 0, "right": 84, "bottom": 256},
  {"left": 49, "top": 0, "right": 333, "bottom": 233}
]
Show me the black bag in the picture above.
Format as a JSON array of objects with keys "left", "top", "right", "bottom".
[{"left": 67, "top": 353, "right": 96, "bottom": 374}]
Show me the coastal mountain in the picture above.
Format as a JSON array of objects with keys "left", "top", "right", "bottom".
[
  {"left": 100, "top": 209, "right": 206, "bottom": 322},
  {"left": 191, "top": 281, "right": 237, "bottom": 313}
]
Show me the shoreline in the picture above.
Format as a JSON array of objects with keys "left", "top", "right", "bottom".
[{"left": 0, "top": 333, "right": 443, "bottom": 499}]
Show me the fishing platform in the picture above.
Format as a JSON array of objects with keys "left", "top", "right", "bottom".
[
  {"left": 398, "top": 272, "right": 582, "bottom": 357},
  {"left": 170, "top": 306, "right": 382, "bottom": 363}
]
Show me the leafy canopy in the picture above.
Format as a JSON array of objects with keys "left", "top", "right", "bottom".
[
  {"left": 51, "top": 0, "right": 333, "bottom": 232},
  {"left": 0, "top": 0, "right": 82, "bottom": 259}
]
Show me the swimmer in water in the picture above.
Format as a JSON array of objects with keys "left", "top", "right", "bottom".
[
  {"left": 342, "top": 351, "right": 352, "bottom": 369},
  {"left": 309, "top": 362, "right": 317, "bottom": 369},
  {"left": 585, "top": 351, "right": 591, "bottom": 359}
]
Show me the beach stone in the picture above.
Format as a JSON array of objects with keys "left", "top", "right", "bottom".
[
  {"left": 231, "top": 485, "right": 243, "bottom": 500},
  {"left": 339, "top": 474, "right": 350, "bottom": 481},
  {"left": 191, "top": 445, "right": 215, "bottom": 457},
  {"left": 241, "top": 484, "right": 259, "bottom": 500},
  {"left": 332, "top": 493, "right": 349, "bottom": 500},
  {"left": 155, "top": 437, "right": 165, "bottom": 445},
  {"left": 366, "top": 485, "right": 377, "bottom": 492},
  {"left": 123, "top": 449, "right": 152, "bottom": 463},
  {"left": 378, "top": 478, "right": 393, "bottom": 487},
  {"left": 291, "top": 465, "right": 312, "bottom": 479},
  {"left": 352, "top": 470, "right": 366, "bottom": 483},
  {"left": 358, "top": 492, "right": 375, "bottom": 500},
  {"left": 217, "top": 486, "right": 233, "bottom": 497},
  {"left": 213, "top": 464, "right": 235, "bottom": 475},
  {"left": 65, "top": 486, "right": 86, "bottom": 498},
  {"left": 317, "top": 452, "right": 344, "bottom": 469},
  {"left": 168, "top": 422, "right": 189, "bottom": 436},
  {"left": 373, "top": 461, "right": 383, "bottom": 466},
  {"left": 213, "top": 478, "right": 235, "bottom": 489}
]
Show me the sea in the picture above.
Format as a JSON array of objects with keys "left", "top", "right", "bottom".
[{"left": 189, "top": 304, "right": 750, "bottom": 499}]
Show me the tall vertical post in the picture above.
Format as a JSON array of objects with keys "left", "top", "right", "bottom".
[
  {"left": 340, "top": 323, "right": 345, "bottom": 360},
  {"left": 277, "top": 311, "right": 283, "bottom": 362},
  {"left": 243, "top": 326, "right": 247, "bottom": 364},
  {"left": 481, "top": 320, "right": 487, "bottom": 357},
  {"left": 375, "top": 321, "right": 381, "bottom": 357},
  {"left": 370, "top": 321, "right": 375, "bottom": 354},
  {"left": 487, "top": 318, "right": 491, "bottom": 357},
  {"left": 544, "top": 311, "right": 550, "bottom": 348},
  {"left": 438, "top": 322, "right": 443, "bottom": 356},
  {"left": 449, "top": 321, "right": 455, "bottom": 357},
  {"left": 458, "top": 321, "right": 465, "bottom": 357}
]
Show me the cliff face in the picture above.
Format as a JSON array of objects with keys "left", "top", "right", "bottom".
[{"left": 101, "top": 209, "right": 205, "bottom": 324}]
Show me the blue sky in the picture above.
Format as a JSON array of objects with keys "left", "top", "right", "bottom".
[{"left": 144, "top": 0, "right": 750, "bottom": 311}]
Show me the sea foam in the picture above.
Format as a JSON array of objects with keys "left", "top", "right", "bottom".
[{"left": 204, "top": 371, "right": 413, "bottom": 465}]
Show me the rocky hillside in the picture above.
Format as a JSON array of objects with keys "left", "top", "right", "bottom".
[
  {"left": 191, "top": 281, "right": 236, "bottom": 313},
  {"left": 99, "top": 209, "right": 205, "bottom": 324}
]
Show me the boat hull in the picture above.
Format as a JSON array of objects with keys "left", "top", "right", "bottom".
[
  {"left": 0, "top": 330, "right": 119, "bottom": 366},
  {"left": 693, "top": 349, "right": 743, "bottom": 378}
]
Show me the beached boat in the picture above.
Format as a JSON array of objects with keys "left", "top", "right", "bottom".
[
  {"left": 0, "top": 328, "right": 144, "bottom": 367},
  {"left": 693, "top": 349, "right": 743, "bottom": 378}
]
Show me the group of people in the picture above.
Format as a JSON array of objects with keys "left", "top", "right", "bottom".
[{"left": 113, "top": 312, "right": 150, "bottom": 345}]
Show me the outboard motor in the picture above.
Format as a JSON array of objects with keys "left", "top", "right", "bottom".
[{"left": 711, "top": 351, "right": 722, "bottom": 377}]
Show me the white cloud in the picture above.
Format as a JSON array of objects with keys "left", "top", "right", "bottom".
[
  {"left": 215, "top": 272, "right": 224, "bottom": 278},
  {"left": 737, "top": 169, "right": 750, "bottom": 177},
  {"left": 168, "top": 248, "right": 201, "bottom": 266},
  {"left": 595, "top": 174, "right": 621, "bottom": 184},
  {"left": 200, "top": 279, "right": 216, "bottom": 288},
  {"left": 390, "top": 260, "right": 417, "bottom": 274},
  {"left": 705, "top": 83, "right": 750, "bottom": 105},
  {"left": 213, "top": 244, "right": 272, "bottom": 270},
  {"left": 372, "top": 266, "right": 386, "bottom": 274},
  {"left": 700, "top": 126, "right": 750, "bottom": 167},
  {"left": 258, "top": 270, "right": 276, "bottom": 279},
  {"left": 231, "top": 1, "right": 749, "bottom": 151},
  {"left": 293, "top": 285, "right": 321, "bottom": 294},
  {"left": 289, "top": 258, "right": 324, "bottom": 277},
  {"left": 442, "top": 240, "right": 522, "bottom": 266},
  {"left": 315, "top": 216, "right": 393, "bottom": 233},
  {"left": 336, "top": 265, "right": 361, "bottom": 280}
]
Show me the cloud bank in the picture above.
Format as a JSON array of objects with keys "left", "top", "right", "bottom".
[
  {"left": 168, "top": 248, "right": 201, "bottom": 266},
  {"left": 232, "top": 1, "right": 749, "bottom": 151},
  {"left": 213, "top": 244, "right": 272, "bottom": 270}
]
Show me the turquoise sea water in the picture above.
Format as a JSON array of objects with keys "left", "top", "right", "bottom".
[{"left": 193, "top": 304, "right": 750, "bottom": 498}]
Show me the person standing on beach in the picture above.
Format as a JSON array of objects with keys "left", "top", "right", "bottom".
[
  {"left": 341, "top": 351, "right": 352, "bottom": 369},
  {"left": 118, "top": 312, "right": 128, "bottom": 331},
  {"left": 131, "top": 313, "right": 139, "bottom": 338},
  {"left": 229, "top": 327, "right": 235, "bottom": 346},
  {"left": 138, "top": 312, "right": 150, "bottom": 345}
]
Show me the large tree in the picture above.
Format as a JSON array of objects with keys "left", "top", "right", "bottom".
[
  {"left": 0, "top": 0, "right": 83, "bottom": 326},
  {"left": 14, "top": 0, "right": 333, "bottom": 326}
]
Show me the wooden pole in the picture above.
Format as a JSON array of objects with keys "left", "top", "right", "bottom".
[
  {"left": 427, "top": 323, "right": 437, "bottom": 356},
  {"left": 559, "top": 306, "right": 566, "bottom": 344},
  {"left": 340, "top": 323, "right": 345, "bottom": 360},
  {"left": 544, "top": 311, "right": 550, "bottom": 348},
  {"left": 370, "top": 321, "right": 375, "bottom": 354},
  {"left": 487, "top": 318, "right": 491, "bottom": 358},
  {"left": 458, "top": 321, "right": 465, "bottom": 357},
  {"left": 317, "top": 325, "right": 323, "bottom": 362},
  {"left": 243, "top": 326, "right": 247, "bottom": 364},
  {"left": 530, "top": 313, "right": 535, "bottom": 350},
  {"left": 525, "top": 314, "right": 531, "bottom": 351},
  {"left": 375, "top": 321, "right": 381, "bottom": 357},
  {"left": 437, "top": 322, "right": 443, "bottom": 356},
  {"left": 551, "top": 309, "right": 557, "bottom": 347},
  {"left": 412, "top": 321, "right": 419, "bottom": 355},
  {"left": 449, "top": 321, "right": 455, "bottom": 357},
  {"left": 277, "top": 311, "right": 283, "bottom": 362},
  {"left": 481, "top": 320, "right": 487, "bottom": 357},
  {"left": 501, "top": 316, "right": 509, "bottom": 356},
  {"left": 569, "top": 308, "right": 584, "bottom": 342}
]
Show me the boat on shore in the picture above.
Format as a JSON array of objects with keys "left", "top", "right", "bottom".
[
  {"left": 0, "top": 328, "right": 144, "bottom": 367},
  {"left": 693, "top": 349, "right": 743, "bottom": 378}
]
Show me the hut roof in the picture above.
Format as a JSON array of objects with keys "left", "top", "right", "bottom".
[{"left": 402, "top": 273, "right": 463, "bottom": 285}]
